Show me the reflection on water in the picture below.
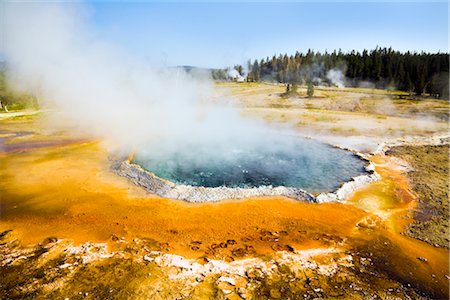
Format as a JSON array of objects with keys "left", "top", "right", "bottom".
[{"left": 134, "top": 135, "right": 368, "bottom": 193}]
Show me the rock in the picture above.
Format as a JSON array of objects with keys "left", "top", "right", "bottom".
[
  {"left": 59, "top": 263, "right": 72, "bottom": 269},
  {"left": 143, "top": 255, "right": 152, "bottom": 262},
  {"left": 286, "top": 245, "right": 295, "bottom": 252},
  {"left": 317, "top": 171, "right": 380, "bottom": 203},
  {"left": 167, "top": 266, "right": 180, "bottom": 277},
  {"left": 43, "top": 237, "right": 58, "bottom": 244},
  {"left": 235, "top": 276, "right": 248, "bottom": 288},
  {"left": 232, "top": 247, "right": 247, "bottom": 257},
  {"left": 65, "top": 257, "right": 78, "bottom": 264},
  {"left": 113, "top": 160, "right": 317, "bottom": 202},
  {"left": 224, "top": 256, "right": 235, "bottom": 263},
  {"left": 417, "top": 257, "right": 428, "bottom": 262},
  {"left": 246, "top": 268, "right": 262, "bottom": 279},
  {"left": 218, "top": 276, "right": 236, "bottom": 286},
  {"left": 237, "top": 288, "right": 249, "bottom": 299}
]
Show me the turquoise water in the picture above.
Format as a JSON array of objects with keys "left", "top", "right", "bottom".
[{"left": 134, "top": 135, "right": 368, "bottom": 193}]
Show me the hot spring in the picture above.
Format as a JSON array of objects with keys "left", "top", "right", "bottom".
[{"left": 132, "top": 134, "right": 368, "bottom": 194}]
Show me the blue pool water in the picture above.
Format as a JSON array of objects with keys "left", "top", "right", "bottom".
[{"left": 134, "top": 135, "right": 368, "bottom": 193}]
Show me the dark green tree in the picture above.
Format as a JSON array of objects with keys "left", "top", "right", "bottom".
[{"left": 307, "top": 82, "right": 314, "bottom": 98}]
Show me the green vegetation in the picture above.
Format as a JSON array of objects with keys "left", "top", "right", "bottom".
[
  {"left": 0, "top": 70, "right": 39, "bottom": 111},
  {"left": 280, "top": 83, "right": 299, "bottom": 98},
  {"left": 211, "top": 64, "right": 245, "bottom": 81},
  {"left": 307, "top": 82, "right": 314, "bottom": 98},
  {"left": 244, "top": 47, "right": 449, "bottom": 99},
  {"left": 211, "top": 68, "right": 228, "bottom": 81}
]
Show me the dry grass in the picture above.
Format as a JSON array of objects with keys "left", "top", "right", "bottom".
[{"left": 216, "top": 82, "right": 449, "bottom": 139}]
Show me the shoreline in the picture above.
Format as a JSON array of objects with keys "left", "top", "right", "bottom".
[
  {"left": 111, "top": 135, "right": 383, "bottom": 204},
  {"left": 111, "top": 133, "right": 449, "bottom": 205}
]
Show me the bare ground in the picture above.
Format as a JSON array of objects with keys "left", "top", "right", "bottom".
[{"left": 386, "top": 145, "right": 449, "bottom": 248}]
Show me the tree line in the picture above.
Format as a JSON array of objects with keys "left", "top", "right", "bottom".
[
  {"left": 229, "top": 48, "right": 448, "bottom": 99},
  {"left": 0, "top": 68, "right": 38, "bottom": 111}
]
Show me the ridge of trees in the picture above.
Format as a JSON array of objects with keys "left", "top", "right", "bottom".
[{"left": 240, "top": 47, "right": 448, "bottom": 99}]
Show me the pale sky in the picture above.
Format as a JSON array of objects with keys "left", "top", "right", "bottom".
[{"left": 2, "top": 1, "right": 449, "bottom": 68}]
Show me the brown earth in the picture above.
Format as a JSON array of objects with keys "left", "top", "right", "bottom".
[{"left": 386, "top": 145, "right": 449, "bottom": 248}]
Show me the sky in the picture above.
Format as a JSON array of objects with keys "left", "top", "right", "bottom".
[{"left": 3, "top": 1, "right": 450, "bottom": 68}]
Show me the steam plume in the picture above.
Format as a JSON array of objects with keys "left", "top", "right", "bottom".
[
  {"left": 326, "top": 69, "right": 346, "bottom": 88},
  {"left": 2, "top": 3, "right": 274, "bottom": 154}
]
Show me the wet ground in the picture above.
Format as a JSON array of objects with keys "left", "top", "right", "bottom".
[
  {"left": 386, "top": 145, "right": 449, "bottom": 248},
  {"left": 0, "top": 108, "right": 449, "bottom": 299}
]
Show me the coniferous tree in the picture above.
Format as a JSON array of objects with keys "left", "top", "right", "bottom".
[
  {"left": 252, "top": 60, "right": 260, "bottom": 82},
  {"left": 242, "top": 48, "right": 449, "bottom": 98},
  {"left": 307, "top": 82, "right": 314, "bottom": 98}
]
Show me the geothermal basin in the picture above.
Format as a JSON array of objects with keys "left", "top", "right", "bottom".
[{"left": 116, "top": 134, "right": 370, "bottom": 202}]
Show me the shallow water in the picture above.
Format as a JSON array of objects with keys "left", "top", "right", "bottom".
[{"left": 134, "top": 134, "right": 368, "bottom": 193}]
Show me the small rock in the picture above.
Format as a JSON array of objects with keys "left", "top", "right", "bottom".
[
  {"left": 218, "top": 276, "right": 236, "bottom": 286},
  {"left": 218, "top": 281, "right": 235, "bottom": 292},
  {"left": 246, "top": 268, "right": 262, "bottom": 279},
  {"left": 222, "top": 289, "right": 233, "bottom": 295},
  {"left": 224, "top": 255, "right": 235, "bottom": 263},
  {"left": 167, "top": 266, "right": 180, "bottom": 277},
  {"left": 237, "top": 288, "right": 248, "bottom": 299},
  {"left": 232, "top": 247, "right": 247, "bottom": 257},
  {"left": 59, "top": 263, "right": 72, "bottom": 269},
  {"left": 417, "top": 257, "right": 428, "bottom": 262},
  {"left": 143, "top": 255, "right": 152, "bottom": 262},
  {"left": 235, "top": 277, "right": 248, "bottom": 288},
  {"left": 44, "top": 237, "right": 58, "bottom": 244}
]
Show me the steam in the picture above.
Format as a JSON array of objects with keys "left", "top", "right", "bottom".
[
  {"left": 1, "top": 3, "right": 276, "bottom": 155},
  {"left": 326, "top": 69, "right": 346, "bottom": 88},
  {"left": 227, "top": 69, "right": 245, "bottom": 82}
]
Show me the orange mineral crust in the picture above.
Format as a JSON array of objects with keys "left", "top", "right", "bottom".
[
  {"left": 0, "top": 122, "right": 448, "bottom": 298},
  {"left": 1, "top": 140, "right": 366, "bottom": 258}
]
